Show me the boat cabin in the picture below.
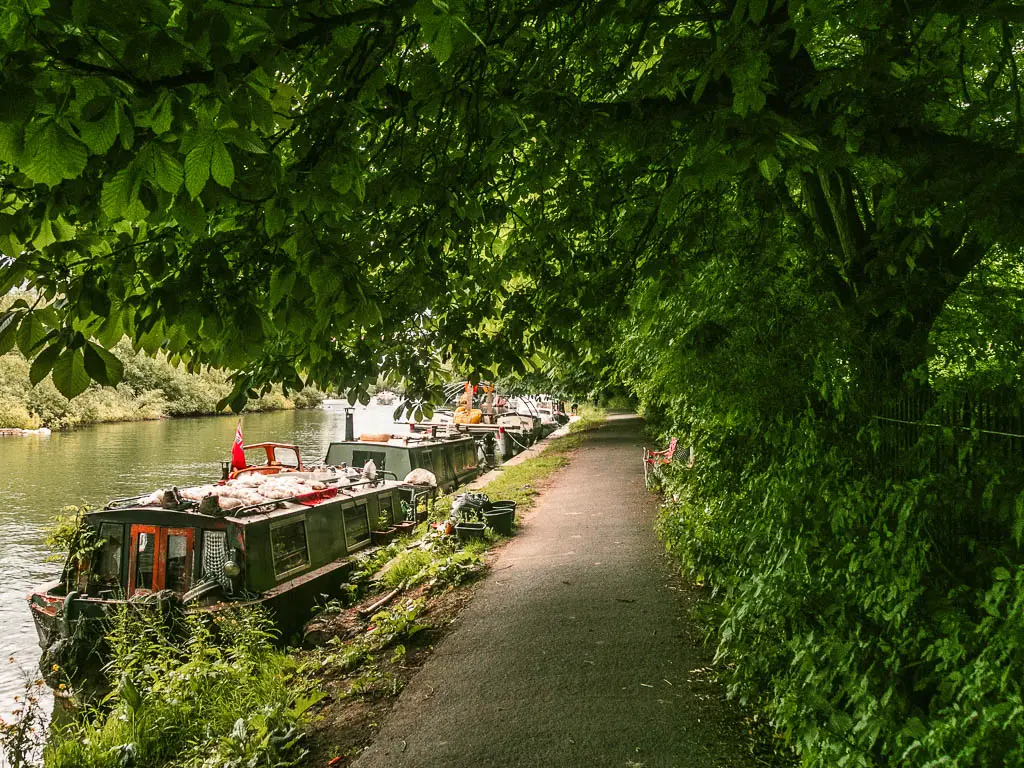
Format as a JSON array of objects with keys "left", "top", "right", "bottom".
[
  {"left": 28, "top": 472, "right": 415, "bottom": 658},
  {"left": 325, "top": 434, "right": 479, "bottom": 491}
]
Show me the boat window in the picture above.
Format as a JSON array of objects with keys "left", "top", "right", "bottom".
[
  {"left": 134, "top": 532, "right": 155, "bottom": 591},
  {"left": 95, "top": 523, "right": 123, "bottom": 584},
  {"left": 344, "top": 503, "right": 370, "bottom": 548},
  {"left": 166, "top": 533, "right": 191, "bottom": 592},
  {"left": 271, "top": 445, "right": 301, "bottom": 468},
  {"left": 352, "top": 450, "right": 386, "bottom": 472},
  {"left": 271, "top": 520, "right": 309, "bottom": 576},
  {"left": 413, "top": 451, "right": 434, "bottom": 472}
]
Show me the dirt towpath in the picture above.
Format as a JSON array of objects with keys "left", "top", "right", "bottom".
[{"left": 353, "top": 414, "right": 758, "bottom": 768}]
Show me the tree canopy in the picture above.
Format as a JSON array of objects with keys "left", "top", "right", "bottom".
[{"left": 2, "top": 0, "right": 1019, "bottom": 405}]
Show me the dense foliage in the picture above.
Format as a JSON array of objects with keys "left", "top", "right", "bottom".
[
  {"left": 0, "top": 339, "right": 323, "bottom": 428},
  {"left": 2, "top": 0, "right": 1024, "bottom": 765},
  {"left": 0, "top": 606, "right": 315, "bottom": 768},
  {"left": 627, "top": 248, "right": 1024, "bottom": 766}
]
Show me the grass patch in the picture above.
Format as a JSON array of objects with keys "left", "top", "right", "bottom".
[{"left": 378, "top": 549, "right": 434, "bottom": 589}]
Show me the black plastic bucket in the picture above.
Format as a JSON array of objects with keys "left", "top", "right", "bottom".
[{"left": 483, "top": 507, "right": 514, "bottom": 535}]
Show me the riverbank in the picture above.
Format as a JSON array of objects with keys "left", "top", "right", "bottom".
[
  {"left": 0, "top": 341, "right": 323, "bottom": 430},
  {"left": 0, "top": 410, "right": 605, "bottom": 767}
]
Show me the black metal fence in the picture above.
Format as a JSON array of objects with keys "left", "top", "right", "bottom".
[
  {"left": 871, "top": 386, "right": 1023, "bottom": 559},
  {"left": 873, "top": 387, "right": 1024, "bottom": 476}
]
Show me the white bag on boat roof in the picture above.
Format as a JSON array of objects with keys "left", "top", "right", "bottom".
[{"left": 404, "top": 468, "right": 437, "bottom": 487}]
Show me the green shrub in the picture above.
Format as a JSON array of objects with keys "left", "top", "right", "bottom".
[
  {"left": 0, "top": 335, "right": 323, "bottom": 429},
  {"left": 46, "top": 605, "right": 316, "bottom": 768},
  {"left": 0, "top": 393, "right": 39, "bottom": 429}
]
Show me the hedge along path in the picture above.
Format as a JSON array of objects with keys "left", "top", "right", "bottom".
[{"left": 353, "top": 413, "right": 774, "bottom": 768}]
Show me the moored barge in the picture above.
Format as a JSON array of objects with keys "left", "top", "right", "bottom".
[
  {"left": 28, "top": 450, "right": 429, "bottom": 685},
  {"left": 325, "top": 432, "right": 480, "bottom": 492}
]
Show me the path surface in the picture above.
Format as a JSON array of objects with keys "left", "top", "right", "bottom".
[{"left": 354, "top": 414, "right": 751, "bottom": 768}]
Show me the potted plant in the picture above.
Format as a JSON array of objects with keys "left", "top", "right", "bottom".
[
  {"left": 392, "top": 501, "right": 417, "bottom": 535},
  {"left": 393, "top": 518, "right": 416, "bottom": 535},
  {"left": 370, "top": 513, "right": 397, "bottom": 545}
]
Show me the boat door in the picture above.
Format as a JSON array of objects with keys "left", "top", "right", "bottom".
[{"left": 127, "top": 525, "right": 195, "bottom": 595}]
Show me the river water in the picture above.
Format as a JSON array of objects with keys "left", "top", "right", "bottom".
[{"left": 0, "top": 404, "right": 401, "bottom": 715}]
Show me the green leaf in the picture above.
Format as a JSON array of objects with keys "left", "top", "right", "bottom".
[
  {"left": 414, "top": 0, "right": 455, "bottom": 63},
  {"left": 780, "top": 131, "right": 819, "bottom": 152},
  {"left": 16, "top": 312, "right": 47, "bottom": 355},
  {"left": 149, "top": 146, "right": 184, "bottom": 193},
  {"left": 95, "top": 313, "right": 123, "bottom": 348},
  {"left": 101, "top": 167, "right": 132, "bottom": 218},
  {"left": 264, "top": 205, "right": 286, "bottom": 236},
  {"left": 29, "top": 342, "right": 61, "bottom": 385},
  {"left": 32, "top": 218, "right": 56, "bottom": 250},
  {"left": 52, "top": 348, "right": 91, "bottom": 399},
  {"left": 83, "top": 341, "right": 124, "bottom": 386},
  {"left": 269, "top": 268, "right": 296, "bottom": 307},
  {"left": 758, "top": 156, "right": 782, "bottom": 183},
  {"left": 185, "top": 139, "right": 213, "bottom": 199},
  {"left": 23, "top": 123, "right": 87, "bottom": 186},
  {"left": 137, "top": 93, "right": 174, "bottom": 135},
  {"left": 210, "top": 139, "right": 234, "bottom": 188},
  {"left": 23, "top": 123, "right": 65, "bottom": 186},
  {"left": 0, "top": 311, "right": 19, "bottom": 356},
  {"left": 78, "top": 105, "right": 118, "bottom": 154},
  {"left": 330, "top": 165, "right": 353, "bottom": 195},
  {"left": 748, "top": 0, "right": 767, "bottom": 23},
  {"left": 0, "top": 123, "right": 25, "bottom": 165},
  {"left": 0, "top": 261, "right": 26, "bottom": 294}
]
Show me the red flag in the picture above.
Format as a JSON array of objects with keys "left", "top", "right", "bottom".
[{"left": 231, "top": 420, "right": 246, "bottom": 470}]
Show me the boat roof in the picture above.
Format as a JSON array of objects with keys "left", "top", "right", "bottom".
[
  {"left": 326, "top": 433, "right": 475, "bottom": 450},
  {"left": 98, "top": 474, "right": 408, "bottom": 523}
]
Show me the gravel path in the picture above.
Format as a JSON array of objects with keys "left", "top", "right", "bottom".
[{"left": 353, "top": 414, "right": 755, "bottom": 768}]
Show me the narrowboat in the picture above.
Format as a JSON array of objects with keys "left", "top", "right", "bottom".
[
  {"left": 404, "top": 383, "right": 541, "bottom": 459},
  {"left": 325, "top": 432, "right": 480, "bottom": 492},
  {"left": 28, "top": 450, "right": 432, "bottom": 686},
  {"left": 406, "top": 420, "right": 538, "bottom": 462}
]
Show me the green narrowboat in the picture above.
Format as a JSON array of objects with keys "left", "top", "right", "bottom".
[
  {"left": 325, "top": 433, "right": 480, "bottom": 491},
  {"left": 28, "top": 454, "right": 426, "bottom": 688}
]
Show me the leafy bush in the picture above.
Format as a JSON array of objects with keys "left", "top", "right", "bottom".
[
  {"left": 378, "top": 549, "right": 434, "bottom": 589},
  {"left": 0, "top": 336, "right": 321, "bottom": 429},
  {"left": 619, "top": 249, "right": 1024, "bottom": 767},
  {"left": 45, "top": 605, "right": 316, "bottom": 768}
]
